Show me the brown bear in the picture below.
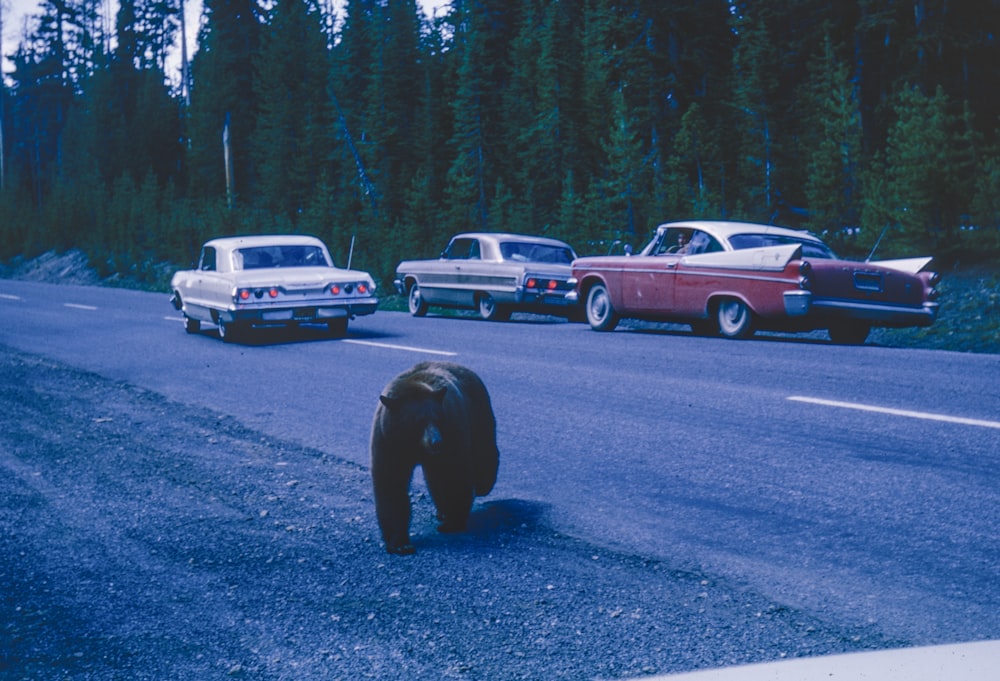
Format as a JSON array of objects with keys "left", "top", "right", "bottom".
[{"left": 370, "top": 361, "right": 499, "bottom": 555}]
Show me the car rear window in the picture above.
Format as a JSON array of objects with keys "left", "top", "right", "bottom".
[
  {"left": 500, "top": 242, "right": 575, "bottom": 264},
  {"left": 728, "top": 234, "right": 836, "bottom": 259},
  {"left": 235, "top": 245, "right": 329, "bottom": 269}
]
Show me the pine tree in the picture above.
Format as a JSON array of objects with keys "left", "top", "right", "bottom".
[
  {"left": 252, "top": 0, "right": 332, "bottom": 221},
  {"left": 728, "top": 1, "right": 781, "bottom": 220},
  {"left": 803, "top": 34, "right": 863, "bottom": 245},
  {"left": 186, "top": 0, "right": 262, "bottom": 204},
  {"left": 442, "top": 0, "right": 520, "bottom": 232},
  {"left": 877, "top": 85, "right": 954, "bottom": 255}
]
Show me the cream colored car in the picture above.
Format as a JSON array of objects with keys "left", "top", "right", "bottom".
[
  {"left": 394, "top": 233, "right": 581, "bottom": 321},
  {"left": 170, "top": 235, "right": 377, "bottom": 342}
]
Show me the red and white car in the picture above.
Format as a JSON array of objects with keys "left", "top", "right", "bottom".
[
  {"left": 570, "top": 221, "right": 940, "bottom": 344},
  {"left": 170, "top": 235, "right": 377, "bottom": 342}
]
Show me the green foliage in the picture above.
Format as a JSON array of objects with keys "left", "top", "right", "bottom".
[{"left": 1, "top": 0, "right": 999, "bottom": 283}]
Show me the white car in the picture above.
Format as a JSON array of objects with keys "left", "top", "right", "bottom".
[
  {"left": 394, "top": 232, "right": 581, "bottom": 321},
  {"left": 170, "top": 235, "right": 377, "bottom": 342}
]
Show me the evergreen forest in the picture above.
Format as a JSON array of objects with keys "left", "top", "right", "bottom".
[{"left": 2, "top": 0, "right": 999, "bottom": 286}]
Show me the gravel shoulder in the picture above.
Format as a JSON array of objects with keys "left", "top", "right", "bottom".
[{"left": 0, "top": 345, "right": 901, "bottom": 680}]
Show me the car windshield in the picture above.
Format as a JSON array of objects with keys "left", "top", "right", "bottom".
[
  {"left": 235, "top": 245, "right": 330, "bottom": 270},
  {"left": 728, "top": 233, "right": 837, "bottom": 259},
  {"left": 499, "top": 242, "right": 575, "bottom": 264}
]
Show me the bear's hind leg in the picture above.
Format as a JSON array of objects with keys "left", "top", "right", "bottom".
[{"left": 424, "top": 466, "right": 474, "bottom": 534}]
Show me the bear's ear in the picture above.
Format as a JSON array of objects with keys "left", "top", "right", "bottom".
[{"left": 379, "top": 395, "right": 400, "bottom": 409}]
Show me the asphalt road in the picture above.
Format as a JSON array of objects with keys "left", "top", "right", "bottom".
[{"left": 2, "top": 280, "right": 998, "bottom": 678}]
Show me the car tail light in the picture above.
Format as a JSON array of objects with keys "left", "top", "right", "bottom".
[
  {"left": 799, "top": 260, "right": 812, "bottom": 275},
  {"left": 547, "top": 280, "right": 558, "bottom": 290},
  {"left": 526, "top": 278, "right": 537, "bottom": 289},
  {"left": 798, "top": 276, "right": 812, "bottom": 290},
  {"left": 238, "top": 289, "right": 251, "bottom": 301},
  {"left": 268, "top": 287, "right": 279, "bottom": 298},
  {"left": 331, "top": 285, "right": 341, "bottom": 295},
  {"left": 358, "top": 283, "right": 368, "bottom": 294}
]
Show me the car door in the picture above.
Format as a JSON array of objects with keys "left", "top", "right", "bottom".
[
  {"left": 196, "top": 245, "right": 235, "bottom": 311},
  {"left": 187, "top": 246, "right": 216, "bottom": 307},
  {"left": 671, "top": 230, "right": 728, "bottom": 316},
  {"left": 439, "top": 237, "right": 480, "bottom": 306},
  {"left": 620, "top": 229, "right": 683, "bottom": 314}
]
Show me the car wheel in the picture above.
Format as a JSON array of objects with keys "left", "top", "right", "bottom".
[
  {"left": 829, "top": 323, "right": 870, "bottom": 345},
  {"left": 184, "top": 316, "right": 200, "bottom": 334},
  {"left": 586, "top": 283, "right": 619, "bottom": 332},
  {"left": 717, "top": 298, "right": 754, "bottom": 339},
  {"left": 217, "top": 317, "right": 245, "bottom": 343},
  {"left": 408, "top": 283, "right": 429, "bottom": 317},
  {"left": 478, "top": 294, "right": 510, "bottom": 321},
  {"left": 327, "top": 318, "right": 349, "bottom": 337}
]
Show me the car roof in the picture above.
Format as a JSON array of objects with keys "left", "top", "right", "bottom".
[
  {"left": 451, "top": 232, "right": 574, "bottom": 248},
  {"left": 203, "top": 234, "right": 327, "bottom": 250},
  {"left": 658, "top": 220, "right": 824, "bottom": 244}
]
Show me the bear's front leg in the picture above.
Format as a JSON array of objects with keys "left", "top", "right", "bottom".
[
  {"left": 424, "top": 464, "right": 474, "bottom": 534},
  {"left": 372, "top": 462, "right": 416, "bottom": 555}
]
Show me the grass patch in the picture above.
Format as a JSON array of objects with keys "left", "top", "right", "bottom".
[{"left": 871, "top": 266, "right": 999, "bottom": 354}]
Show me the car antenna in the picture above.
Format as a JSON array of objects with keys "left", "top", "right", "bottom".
[
  {"left": 347, "top": 235, "right": 356, "bottom": 270},
  {"left": 866, "top": 223, "right": 891, "bottom": 262}
]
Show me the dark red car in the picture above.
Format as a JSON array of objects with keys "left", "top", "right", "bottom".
[{"left": 570, "top": 221, "right": 940, "bottom": 344}]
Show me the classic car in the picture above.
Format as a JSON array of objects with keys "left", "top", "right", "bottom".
[
  {"left": 394, "top": 232, "right": 582, "bottom": 321},
  {"left": 170, "top": 234, "right": 378, "bottom": 342},
  {"left": 570, "top": 220, "right": 940, "bottom": 344}
]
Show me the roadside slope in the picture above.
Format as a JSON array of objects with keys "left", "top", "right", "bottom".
[{"left": 0, "top": 345, "right": 900, "bottom": 680}]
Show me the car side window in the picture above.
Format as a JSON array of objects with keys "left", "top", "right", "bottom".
[
  {"left": 445, "top": 238, "right": 480, "bottom": 260},
  {"left": 684, "top": 230, "right": 722, "bottom": 255},
  {"left": 199, "top": 247, "right": 217, "bottom": 272}
]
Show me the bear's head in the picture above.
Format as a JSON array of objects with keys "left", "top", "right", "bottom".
[{"left": 379, "top": 385, "right": 448, "bottom": 458}]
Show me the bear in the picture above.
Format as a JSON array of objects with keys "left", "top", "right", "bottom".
[{"left": 370, "top": 361, "right": 499, "bottom": 555}]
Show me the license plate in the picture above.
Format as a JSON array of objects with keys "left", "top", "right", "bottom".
[{"left": 853, "top": 272, "right": 883, "bottom": 293}]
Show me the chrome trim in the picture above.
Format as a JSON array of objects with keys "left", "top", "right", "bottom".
[{"left": 783, "top": 290, "right": 811, "bottom": 316}]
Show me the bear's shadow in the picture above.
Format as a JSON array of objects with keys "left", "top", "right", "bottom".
[{"left": 410, "top": 498, "right": 550, "bottom": 551}]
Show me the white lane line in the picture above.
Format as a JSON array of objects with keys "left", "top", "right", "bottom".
[
  {"left": 0, "top": 294, "right": 22, "bottom": 301},
  {"left": 64, "top": 303, "right": 98, "bottom": 311},
  {"left": 788, "top": 395, "right": 1000, "bottom": 430},
  {"left": 343, "top": 339, "right": 457, "bottom": 356}
]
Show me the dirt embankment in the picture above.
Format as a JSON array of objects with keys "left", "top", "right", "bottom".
[{"left": 0, "top": 346, "right": 899, "bottom": 680}]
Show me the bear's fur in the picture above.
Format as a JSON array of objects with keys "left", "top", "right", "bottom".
[{"left": 370, "top": 361, "right": 499, "bottom": 555}]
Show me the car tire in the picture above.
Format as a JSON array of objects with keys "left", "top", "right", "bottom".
[
  {"left": 217, "top": 317, "right": 245, "bottom": 343},
  {"left": 717, "top": 298, "right": 754, "bottom": 339},
  {"left": 184, "top": 316, "right": 200, "bottom": 334},
  {"left": 828, "top": 323, "right": 870, "bottom": 345},
  {"left": 478, "top": 294, "right": 510, "bottom": 321},
  {"left": 327, "top": 318, "right": 349, "bottom": 337},
  {"left": 586, "top": 283, "right": 619, "bottom": 332},
  {"left": 408, "top": 283, "right": 429, "bottom": 317}
]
